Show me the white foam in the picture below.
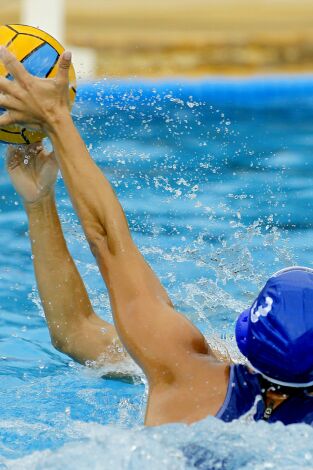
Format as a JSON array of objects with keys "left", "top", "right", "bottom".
[{"left": 3, "top": 416, "right": 313, "bottom": 470}]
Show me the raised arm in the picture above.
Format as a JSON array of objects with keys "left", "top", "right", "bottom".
[
  {"left": 6, "top": 143, "right": 127, "bottom": 367},
  {"left": 0, "top": 49, "right": 211, "bottom": 386},
  {"left": 46, "top": 114, "right": 210, "bottom": 383}
]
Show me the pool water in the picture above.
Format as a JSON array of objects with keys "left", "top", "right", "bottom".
[{"left": 1, "top": 79, "right": 313, "bottom": 468}]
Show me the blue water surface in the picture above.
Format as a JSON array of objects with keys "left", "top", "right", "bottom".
[{"left": 1, "top": 78, "right": 313, "bottom": 468}]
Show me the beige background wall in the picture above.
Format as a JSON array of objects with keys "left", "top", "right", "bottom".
[{"left": 1, "top": 0, "right": 313, "bottom": 76}]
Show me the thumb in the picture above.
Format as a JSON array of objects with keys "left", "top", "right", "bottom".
[{"left": 56, "top": 51, "right": 71, "bottom": 85}]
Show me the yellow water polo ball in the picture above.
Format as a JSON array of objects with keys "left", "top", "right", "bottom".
[{"left": 0, "top": 24, "right": 76, "bottom": 144}]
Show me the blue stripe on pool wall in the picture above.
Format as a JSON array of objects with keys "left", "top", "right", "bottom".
[{"left": 74, "top": 75, "right": 313, "bottom": 113}]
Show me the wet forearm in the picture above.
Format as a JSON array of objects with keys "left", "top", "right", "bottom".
[
  {"left": 26, "top": 192, "right": 95, "bottom": 347},
  {"left": 45, "top": 112, "right": 132, "bottom": 255}
]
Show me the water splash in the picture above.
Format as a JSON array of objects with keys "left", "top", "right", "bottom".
[
  {"left": 1, "top": 81, "right": 312, "bottom": 465},
  {"left": 2, "top": 416, "right": 313, "bottom": 470}
]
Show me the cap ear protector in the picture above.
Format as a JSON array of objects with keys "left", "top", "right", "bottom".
[{"left": 235, "top": 309, "right": 249, "bottom": 357}]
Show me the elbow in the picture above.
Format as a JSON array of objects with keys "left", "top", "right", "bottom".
[
  {"left": 87, "top": 231, "right": 109, "bottom": 258},
  {"left": 50, "top": 328, "right": 75, "bottom": 356},
  {"left": 88, "top": 230, "right": 133, "bottom": 259},
  {"left": 51, "top": 334, "right": 81, "bottom": 363},
  {"left": 51, "top": 335, "right": 69, "bottom": 355}
]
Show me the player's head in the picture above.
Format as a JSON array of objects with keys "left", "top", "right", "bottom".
[{"left": 235, "top": 266, "right": 313, "bottom": 387}]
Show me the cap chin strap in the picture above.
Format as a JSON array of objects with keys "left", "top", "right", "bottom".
[
  {"left": 248, "top": 362, "right": 313, "bottom": 388},
  {"left": 273, "top": 265, "right": 313, "bottom": 277}
]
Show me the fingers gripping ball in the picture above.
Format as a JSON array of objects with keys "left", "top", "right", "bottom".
[{"left": 0, "top": 24, "right": 76, "bottom": 144}]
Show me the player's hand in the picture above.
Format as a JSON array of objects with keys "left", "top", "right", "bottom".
[
  {"left": 6, "top": 142, "right": 58, "bottom": 204},
  {"left": 0, "top": 47, "right": 71, "bottom": 131}
]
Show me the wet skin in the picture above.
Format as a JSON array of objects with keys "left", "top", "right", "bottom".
[{"left": 0, "top": 47, "right": 285, "bottom": 425}]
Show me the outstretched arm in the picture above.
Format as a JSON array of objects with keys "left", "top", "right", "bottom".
[
  {"left": 0, "top": 49, "right": 211, "bottom": 385},
  {"left": 43, "top": 114, "right": 209, "bottom": 383},
  {"left": 6, "top": 144, "right": 127, "bottom": 366}
]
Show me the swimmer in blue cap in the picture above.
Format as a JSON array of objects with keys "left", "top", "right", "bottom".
[{"left": 1, "top": 47, "right": 313, "bottom": 426}]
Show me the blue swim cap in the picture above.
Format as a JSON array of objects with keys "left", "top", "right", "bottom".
[{"left": 235, "top": 266, "right": 313, "bottom": 387}]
